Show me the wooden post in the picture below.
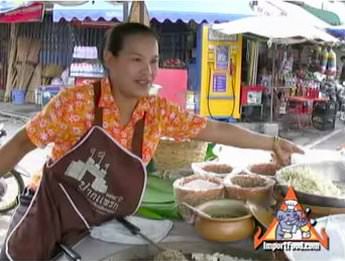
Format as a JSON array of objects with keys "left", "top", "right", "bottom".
[
  {"left": 139, "top": 1, "right": 145, "bottom": 24},
  {"left": 270, "top": 43, "right": 277, "bottom": 122},
  {"left": 128, "top": 1, "right": 150, "bottom": 26},
  {"left": 4, "top": 24, "right": 17, "bottom": 102},
  {"left": 123, "top": 1, "right": 129, "bottom": 22}
]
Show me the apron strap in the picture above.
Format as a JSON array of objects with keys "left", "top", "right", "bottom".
[
  {"left": 131, "top": 113, "right": 145, "bottom": 159},
  {"left": 93, "top": 79, "right": 144, "bottom": 159},
  {"left": 93, "top": 81, "right": 103, "bottom": 127}
]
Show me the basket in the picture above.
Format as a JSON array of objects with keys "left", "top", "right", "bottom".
[
  {"left": 154, "top": 139, "right": 208, "bottom": 171},
  {"left": 173, "top": 174, "right": 224, "bottom": 223}
]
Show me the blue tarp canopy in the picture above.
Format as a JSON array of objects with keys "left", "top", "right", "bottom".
[
  {"left": 53, "top": 0, "right": 123, "bottom": 22},
  {"left": 53, "top": 0, "right": 254, "bottom": 24},
  {"left": 326, "top": 26, "right": 345, "bottom": 40},
  {"left": 145, "top": 0, "right": 254, "bottom": 23}
]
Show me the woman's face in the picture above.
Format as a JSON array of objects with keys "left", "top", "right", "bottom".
[{"left": 104, "top": 34, "right": 159, "bottom": 99}]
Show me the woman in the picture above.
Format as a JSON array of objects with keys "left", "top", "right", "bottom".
[{"left": 0, "top": 23, "right": 303, "bottom": 259}]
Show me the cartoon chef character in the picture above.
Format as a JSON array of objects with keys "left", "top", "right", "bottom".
[{"left": 276, "top": 199, "right": 311, "bottom": 240}]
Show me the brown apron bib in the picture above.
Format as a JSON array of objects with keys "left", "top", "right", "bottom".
[{"left": 3, "top": 81, "right": 147, "bottom": 260}]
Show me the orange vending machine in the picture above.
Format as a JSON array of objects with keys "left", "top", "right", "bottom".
[{"left": 196, "top": 24, "right": 242, "bottom": 120}]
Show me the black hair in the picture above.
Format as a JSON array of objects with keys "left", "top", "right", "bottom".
[
  {"left": 102, "top": 22, "right": 158, "bottom": 58},
  {"left": 341, "top": 56, "right": 345, "bottom": 61}
]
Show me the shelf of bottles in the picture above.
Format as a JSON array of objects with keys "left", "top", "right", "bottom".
[{"left": 70, "top": 46, "right": 105, "bottom": 79}]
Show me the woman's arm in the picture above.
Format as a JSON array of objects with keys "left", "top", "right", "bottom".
[
  {"left": 194, "top": 119, "right": 275, "bottom": 151},
  {"left": 194, "top": 119, "right": 303, "bottom": 166},
  {"left": 0, "top": 127, "right": 36, "bottom": 176},
  {"left": 155, "top": 96, "right": 302, "bottom": 165}
]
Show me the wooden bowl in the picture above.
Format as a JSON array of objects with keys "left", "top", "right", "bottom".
[
  {"left": 224, "top": 174, "right": 275, "bottom": 204},
  {"left": 248, "top": 163, "right": 279, "bottom": 176},
  {"left": 194, "top": 199, "right": 255, "bottom": 242},
  {"left": 191, "top": 162, "right": 234, "bottom": 178}
]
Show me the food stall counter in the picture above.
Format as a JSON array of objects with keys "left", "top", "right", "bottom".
[{"left": 56, "top": 221, "right": 281, "bottom": 261}]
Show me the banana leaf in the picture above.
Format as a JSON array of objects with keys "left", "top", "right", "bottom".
[{"left": 138, "top": 172, "right": 181, "bottom": 220}]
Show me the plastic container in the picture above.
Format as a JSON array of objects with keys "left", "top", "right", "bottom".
[
  {"left": 11, "top": 89, "right": 25, "bottom": 104},
  {"left": 241, "top": 85, "right": 264, "bottom": 105},
  {"left": 40, "top": 86, "right": 62, "bottom": 106}
]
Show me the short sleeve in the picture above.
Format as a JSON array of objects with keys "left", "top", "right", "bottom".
[
  {"left": 25, "top": 88, "right": 71, "bottom": 148},
  {"left": 158, "top": 98, "right": 207, "bottom": 141}
]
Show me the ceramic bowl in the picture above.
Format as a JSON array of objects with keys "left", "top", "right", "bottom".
[{"left": 194, "top": 199, "right": 255, "bottom": 242}]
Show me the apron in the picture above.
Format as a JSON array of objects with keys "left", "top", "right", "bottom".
[{"left": 3, "top": 81, "right": 147, "bottom": 260}]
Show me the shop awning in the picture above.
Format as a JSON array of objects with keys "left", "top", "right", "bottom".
[
  {"left": 53, "top": 0, "right": 123, "bottom": 22},
  {"left": 0, "top": 2, "right": 44, "bottom": 23},
  {"left": 212, "top": 16, "right": 338, "bottom": 45},
  {"left": 288, "top": 2, "right": 341, "bottom": 26},
  {"left": 145, "top": 0, "right": 255, "bottom": 23}
]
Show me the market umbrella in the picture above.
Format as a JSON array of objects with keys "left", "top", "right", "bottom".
[
  {"left": 249, "top": 0, "right": 330, "bottom": 29},
  {"left": 211, "top": 16, "right": 338, "bottom": 44}
]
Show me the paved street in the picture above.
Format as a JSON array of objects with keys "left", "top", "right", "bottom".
[{"left": 313, "top": 126, "right": 345, "bottom": 149}]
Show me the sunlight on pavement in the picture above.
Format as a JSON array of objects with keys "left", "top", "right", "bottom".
[{"left": 0, "top": 215, "right": 12, "bottom": 248}]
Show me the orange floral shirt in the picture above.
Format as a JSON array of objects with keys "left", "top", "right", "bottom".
[{"left": 26, "top": 79, "right": 207, "bottom": 164}]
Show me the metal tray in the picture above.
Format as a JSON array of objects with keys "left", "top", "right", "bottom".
[{"left": 276, "top": 160, "right": 345, "bottom": 208}]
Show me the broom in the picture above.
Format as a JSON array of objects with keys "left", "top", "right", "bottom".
[{"left": 4, "top": 24, "right": 18, "bottom": 102}]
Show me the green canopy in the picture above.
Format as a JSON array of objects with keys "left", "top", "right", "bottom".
[{"left": 292, "top": 2, "right": 341, "bottom": 26}]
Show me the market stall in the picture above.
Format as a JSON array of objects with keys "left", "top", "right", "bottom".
[
  {"left": 0, "top": 1, "right": 45, "bottom": 103},
  {"left": 4, "top": 1, "right": 126, "bottom": 106},
  {"left": 211, "top": 16, "right": 339, "bottom": 125}
]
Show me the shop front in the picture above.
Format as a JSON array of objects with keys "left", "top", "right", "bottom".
[
  {"left": 212, "top": 15, "right": 339, "bottom": 127},
  {"left": 0, "top": 0, "right": 126, "bottom": 105}
]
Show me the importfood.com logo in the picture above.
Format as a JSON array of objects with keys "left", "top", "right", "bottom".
[{"left": 254, "top": 186, "right": 329, "bottom": 251}]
